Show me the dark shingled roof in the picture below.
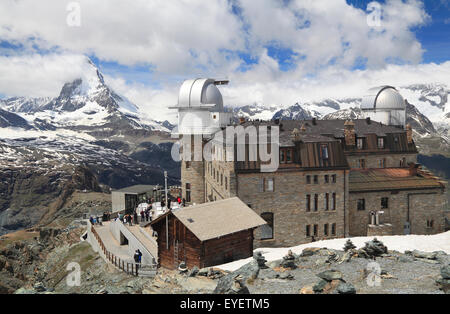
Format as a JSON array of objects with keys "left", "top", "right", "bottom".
[
  {"left": 112, "top": 185, "right": 162, "bottom": 194},
  {"left": 349, "top": 168, "right": 444, "bottom": 192}
]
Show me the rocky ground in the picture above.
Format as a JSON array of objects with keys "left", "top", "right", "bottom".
[{"left": 2, "top": 229, "right": 449, "bottom": 294}]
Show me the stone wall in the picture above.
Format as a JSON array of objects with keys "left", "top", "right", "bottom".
[
  {"left": 236, "top": 169, "right": 349, "bottom": 248},
  {"left": 349, "top": 188, "right": 446, "bottom": 236},
  {"left": 181, "top": 160, "right": 205, "bottom": 205}
]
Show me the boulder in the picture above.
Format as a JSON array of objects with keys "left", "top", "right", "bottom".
[
  {"left": 301, "top": 247, "right": 321, "bottom": 257},
  {"left": 197, "top": 268, "right": 209, "bottom": 276},
  {"left": 213, "top": 261, "right": 259, "bottom": 294},
  {"left": 337, "top": 282, "right": 356, "bottom": 294},
  {"left": 33, "top": 282, "right": 46, "bottom": 292},
  {"left": 214, "top": 273, "right": 250, "bottom": 294},
  {"left": 188, "top": 266, "right": 199, "bottom": 277},
  {"left": 313, "top": 279, "right": 328, "bottom": 293},
  {"left": 441, "top": 264, "right": 450, "bottom": 280},
  {"left": 412, "top": 250, "right": 437, "bottom": 260},
  {"left": 316, "top": 270, "right": 344, "bottom": 282},
  {"left": 299, "top": 285, "right": 314, "bottom": 294}
]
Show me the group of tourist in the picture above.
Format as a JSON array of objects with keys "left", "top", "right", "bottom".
[{"left": 89, "top": 216, "right": 102, "bottom": 226}]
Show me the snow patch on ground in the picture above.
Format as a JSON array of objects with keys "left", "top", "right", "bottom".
[{"left": 216, "top": 231, "right": 450, "bottom": 272}]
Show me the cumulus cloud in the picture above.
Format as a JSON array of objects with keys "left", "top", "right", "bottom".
[{"left": 0, "top": 0, "right": 447, "bottom": 122}]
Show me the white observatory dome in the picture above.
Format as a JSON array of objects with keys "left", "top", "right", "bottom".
[
  {"left": 177, "top": 78, "right": 223, "bottom": 111},
  {"left": 361, "top": 86, "right": 405, "bottom": 110}
]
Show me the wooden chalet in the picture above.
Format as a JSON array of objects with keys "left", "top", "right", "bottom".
[{"left": 149, "top": 197, "right": 266, "bottom": 269}]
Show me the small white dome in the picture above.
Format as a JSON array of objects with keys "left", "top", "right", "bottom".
[
  {"left": 177, "top": 78, "right": 223, "bottom": 110},
  {"left": 361, "top": 86, "right": 405, "bottom": 110}
]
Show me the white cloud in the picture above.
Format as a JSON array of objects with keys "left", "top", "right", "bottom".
[{"left": 0, "top": 0, "right": 447, "bottom": 123}]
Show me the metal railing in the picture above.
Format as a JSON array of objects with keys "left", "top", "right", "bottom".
[{"left": 90, "top": 224, "right": 157, "bottom": 276}]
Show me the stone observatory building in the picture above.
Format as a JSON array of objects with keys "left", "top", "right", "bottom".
[{"left": 171, "top": 79, "right": 447, "bottom": 248}]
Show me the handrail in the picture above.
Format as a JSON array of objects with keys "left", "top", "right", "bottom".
[
  {"left": 116, "top": 219, "right": 157, "bottom": 263},
  {"left": 90, "top": 224, "right": 157, "bottom": 277}
]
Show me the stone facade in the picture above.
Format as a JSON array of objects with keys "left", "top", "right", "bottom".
[
  {"left": 349, "top": 188, "right": 446, "bottom": 236},
  {"left": 236, "top": 169, "right": 349, "bottom": 247},
  {"left": 346, "top": 153, "right": 417, "bottom": 169}
]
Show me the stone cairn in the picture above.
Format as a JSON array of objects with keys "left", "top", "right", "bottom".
[
  {"left": 358, "top": 238, "right": 387, "bottom": 258},
  {"left": 343, "top": 239, "right": 356, "bottom": 252},
  {"left": 253, "top": 252, "right": 268, "bottom": 269},
  {"left": 280, "top": 249, "right": 297, "bottom": 269}
]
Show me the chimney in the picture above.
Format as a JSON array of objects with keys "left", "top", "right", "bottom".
[
  {"left": 291, "top": 128, "right": 301, "bottom": 142},
  {"left": 344, "top": 120, "right": 355, "bottom": 146},
  {"left": 239, "top": 117, "right": 246, "bottom": 125},
  {"left": 300, "top": 123, "right": 306, "bottom": 132},
  {"left": 406, "top": 124, "right": 413, "bottom": 144}
]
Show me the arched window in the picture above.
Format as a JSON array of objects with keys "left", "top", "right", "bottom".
[{"left": 260, "top": 212, "right": 274, "bottom": 240}]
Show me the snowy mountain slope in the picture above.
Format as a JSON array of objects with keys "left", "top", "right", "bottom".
[{"left": 0, "top": 59, "right": 169, "bottom": 134}]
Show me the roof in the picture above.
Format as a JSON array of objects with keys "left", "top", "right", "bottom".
[
  {"left": 151, "top": 197, "right": 267, "bottom": 241},
  {"left": 361, "top": 86, "right": 405, "bottom": 110},
  {"left": 112, "top": 185, "right": 162, "bottom": 194},
  {"left": 349, "top": 168, "right": 444, "bottom": 192}
]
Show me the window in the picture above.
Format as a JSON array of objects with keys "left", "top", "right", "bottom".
[
  {"left": 260, "top": 212, "right": 274, "bottom": 240},
  {"left": 357, "top": 138, "right": 364, "bottom": 149},
  {"left": 313, "top": 224, "right": 318, "bottom": 237},
  {"left": 321, "top": 145, "right": 329, "bottom": 159},
  {"left": 325, "top": 193, "right": 329, "bottom": 211},
  {"left": 259, "top": 178, "right": 265, "bottom": 192},
  {"left": 324, "top": 224, "right": 329, "bottom": 236},
  {"left": 267, "top": 178, "right": 274, "bottom": 192},
  {"left": 379, "top": 158, "right": 386, "bottom": 168},
  {"left": 306, "top": 194, "right": 311, "bottom": 212},
  {"left": 377, "top": 137, "right": 384, "bottom": 149},
  {"left": 186, "top": 183, "right": 191, "bottom": 203},
  {"left": 331, "top": 223, "right": 336, "bottom": 236},
  {"left": 286, "top": 149, "right": 292, "bottom": 163},
  {"left": 324, "top": 175, "right": 329, "bottom": 183},
  {"left": 332, "top": 193, "right": 336, "bottom": 210},
  {"left": 220, "top": 174, "right": 223, "bottom": 186},
  {"left": 280, "top": 149, "right": 285, "bottom": 163},
  {"left": 213, "top": 169, "right": 215, "bottom": 179},
  {"left": 306, "top": 225, "right": 311, "bottom": 237},
  {"left": 358, "top": 159, "right": 366, "bottom": 169},
  {"left": 306, "top": 175, "right": 311, "bottom": 184},
  {"left": 314, "top": 194, "right": 318, "bottom": 212},
  {"left": 225, "top": 177, "right": 228, "bottom": 190},
  {"left": 381, "top": 197, "right": 389, "bottom": 209},
  {"left": 400, "top": 157, "right": 406, "bottom": 167},
  {"left": 426, "top": 220, "right": 434, "bottom": 229},
  {"left": 357, "top": 199, "right": 365, "bottom": 211},
  {"left": 313, "top": 175, "right": 318, "bottom": 184},
  {"left": 331, "top": 174, "right": 337, "bottom": 183},
  {"left": 280, "top": 148, "right": 293, "bottom": 164},
  {"left": 185, "top": 161, "right": 191, "bottom": 169}
]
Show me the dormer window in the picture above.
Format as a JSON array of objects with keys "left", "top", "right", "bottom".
[
  {"left": 357, "top": 138, "right": 364, "bottom": 149},
  {"left": 321, "top": 145, "right": 329, "bottom": 159},
  {"left": 377, "top": 137, "right": 384, "bottom": 149},
  {"left": 280, "top": 148, "right": 293, "bottom": 164}
]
